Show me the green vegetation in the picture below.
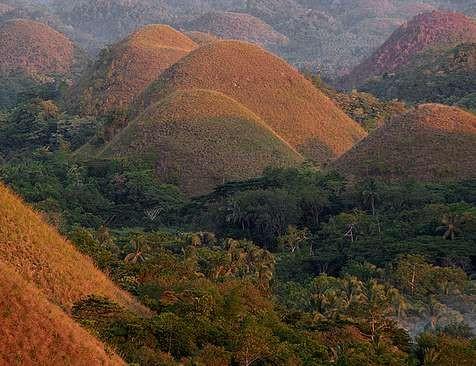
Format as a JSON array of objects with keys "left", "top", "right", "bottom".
[{"left": 362, "top": 43, "right": 476, "bottom": 112}]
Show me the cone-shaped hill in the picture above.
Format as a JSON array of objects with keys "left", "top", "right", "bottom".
[
  {"left": 0, "top": 183, "right": 148, "bottom": 314},
  {"left": 136, "top": 40, "right": 367, "bottom": 162},
  {"left": 0, "top": 19, "right": 75, "bottom": 78},
  {"left": 0, "top": 261, "right": 124, "bottom": 366},
  {"left": 182, "top": 11, "right": 288, "bottom": 49},
  {"left": 101, "top": 89, "right": 304, "bottom": 195},
  {"left": 331, "top": 104, "right": 476, "bottom": 182},
  {"left": 72, "top": 24, "right": 197, "bottom": 116},
  {"left": 344, "top": 11, "right": 476, "bottom": 88}
]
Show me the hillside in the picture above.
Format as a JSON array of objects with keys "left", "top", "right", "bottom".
[
  {"left": 182, "top": 11, "right": 288, "bottom": 49},
  {"left": 185, "top": 30, "right": 220, "bottom": 45},
  {"left": 0, "top": 19, "right": 75, "bottom": 78},
  {"left": 0, "top": 182, "right": 147, "bottom": 313},
  {"left": 0, "top": 261, "right": 124, "bottom": 366},
  {"left": 0, "top": 2, "right": 13, "bottom": 15},
  {"left": 72, "top": 24, "right": 197, "bottom": 116},
  {"left": 361, "top": 42, "right": 476, "bottom": 110},
  {"left": 101, "top": 89, "right": 303, "bottom": 195},
  {"left": 137, "top": 40, "right": 367, "bottom": 163},
  {"left": 343, "top": 11, "right": 476, "bottom": 88},
  {"left": 331, "top": 104, "right": 476, "bottom": 181}
]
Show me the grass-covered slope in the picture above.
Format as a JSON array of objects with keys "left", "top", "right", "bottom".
[
  {"left": 72, "top": 24, "right": 197, "bottom": 116},
  {"left": 137, "top": 40, "right": 367, "bottom": 163},
  {"left": 332, "top": 104, "right": 476, "bottom": 181},
  {"left": 102, "top": 89, "right": 304, "bottom": 195},
  {"left": 344, "top": 11, "right": 476, "bottom": 88},
  {"left": 182, "top": 11, "right": 288, "bottom": 49},
  {"left": 185, "top": 31, "right": 220, "bottom": 45},
  {"left": 0, "top": 261, "right": 124, "bottom": 366},
  {"left": 0, "top": 183, "right": 147, "bottom": 313},
  {"left": 0, "top": 19, "right": 75, "bottom": 78},
  {"left": 361, "top": 42, "right": 476, "bottom": 110}
]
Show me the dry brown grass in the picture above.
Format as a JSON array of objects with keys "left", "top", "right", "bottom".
[
  {"left": 345, "top": 11, "right": 476, "bottom": 87},
  {"left": 183, "top": 11, "right": 288, "bottom": 48},
  {"left": 136, "top": 40, "right": 367, "bottom": 163},
  {"left": 0, "top": 261, "right": 125, "bottom": 366},
  {"left": 0, "top": 19, "right": 74, "bottom": 77},
  {"left": 73, "top": 24, "right": 197, "bottom": 116},
  {"left": 332, "top": 104, "right": 476, "bottom": 182},
  {"left": 101, "top": 88, "right": 304, "bottom": 195},
  {"left": 0, "top": 183, "right": 149, "bottom": 314}
]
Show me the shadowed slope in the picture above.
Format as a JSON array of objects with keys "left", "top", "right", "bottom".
[
  {"left": 102, "top": 89, "right": 304, "bottom": 195},
  {"left": 0, "top": 261, "right": 125, "bottom": 366},
  {"left": 0, "top": 183, "right": 148, "bottom": 314},
  {"left": 72, "top": 24, "right": 197, "bottom": 116},
  {"left": 137, "top": 40, "right": 367, "bottom": 162},
  {"left": 0, "top": 19, "right": 75, "bottom": 77},
  {"left": 332, "top": 104, "right": 476, "bottom": 182},
  {"left": 344, "top": 11, "right": 476, "bottom": 87}
]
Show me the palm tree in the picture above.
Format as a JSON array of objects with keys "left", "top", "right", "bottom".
[
  {"left": 124, "top": 236, "right": 146, "bottom": 264},
  {"left": 437, "top": 213, "right": 463, "bottom": 240}
]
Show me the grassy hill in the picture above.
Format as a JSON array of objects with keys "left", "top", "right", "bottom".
[
  {"left": 0, "top": 182, "right": 148, "bottom": 313},
  {"left": 181, "top": 11, "right": 288, "bottom": 49},
  {"left": 331, "top": 104, "right": 476, "bottom": 182},
  {"left": 343, "top": 10, "right": 476, "bottom": 88},
  {"left": 101, "top": 89, "right": 304, "bottom": 195},
  {"left": 136, "top": 40, "right": 367, "bottom": 163},
  {"left": 0, "top": 261, "right": 125, "bottom": 366},
  {"left": 361, "top": 42, "right": 476, "bottom": 111},
  {"left": 71, "top": 24, "right": 197, "bottom": 116},
  {"left": 185, "top": 30, "right": 220, "bottom": 45},
  {"left": 0, "top": 19, "right": 75, "bottom": 78}
]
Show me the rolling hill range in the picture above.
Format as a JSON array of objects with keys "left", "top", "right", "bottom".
[
  {"left": 0, "top": 261, "right": 124, "bottom": 366},
  {"left": 136, "top": 40, "right": 367, "bottom": 163},
  {"left": 181, "top": 11, "right": 288, "bottom": 49},
  {"left": 343, "top": 10, "right": 476, "bottom": 88},
  {"left": 360, "top": 42, "right": 476, "bottom": 111},
  {"left": 0, "top": 182, "right": 148, "bottom": 314},
  {"left": 71, "top": 24, "right": 197, "bottom": 116},
  {"left": 331, "top": 104, "right": 476, "bottom": 182},
  {"left": 100, "top": 89, "right": 304, "bottom": 195},
  {"left": 0, "top": 18, "right": 75, "bottom": 78}
]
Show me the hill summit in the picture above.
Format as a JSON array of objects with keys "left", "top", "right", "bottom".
[
  {"left": 0, "top": 19, "right": 75, "bottom": 78},
  {"left": 182, "top": 11, "right": 288, "bottom": 49},
  {"left": 332, "top": 104, "right": 476, "bottom": 182},
  {"left": 344, "top": 11, "right": 476, "bottom": 87},
  {"left": 72, "top": 24, "right": 197, "bottom": 116}
]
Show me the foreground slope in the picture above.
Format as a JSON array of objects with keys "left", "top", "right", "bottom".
[
  {"left": 0, "top": 261, "right": 124, "bottom": 366},
  {"left": 332, "top": 104, "right": 476, "bottom": 181},
  {"left": 102, "top": 89, "right": 303, "bottom": 195},
  {"left": 137, "top": 40, "right": 367, "bottom": 162},
  {"left": 182, "top": 11, "right": 288, "bottom": 49},
  {"left": 0, "top": 183, "right": 147, "bottom": 313},
  {"left": 73, "top": 24, "right": 197, "bottom": 116},
  {"left": 0, "top": 19, "right": 75, "bottom": 78},
  {"left": 344, "top": 11, "right": 476, "bottom": 88}
]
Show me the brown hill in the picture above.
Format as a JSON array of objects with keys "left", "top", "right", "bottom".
[
  {"left": 186, "top": 30, "right": 220, "bottom": 45},
  {"left": 101, "top": 89, "right": 304, "bottom": 195},
  {"left": 0, "top": 183, "right": 148, "bottom": 314},
  {"left": 0, "top": 19, "right": 75, "bottom": 78},
  {"left": 344, "top": 11, "right": 476, "bottom": 87},
  {"left": 331, "top": 104, "right": 476, "bottom": 182},
  {"left": 182, "top": 11, "right": 288, "bottom": 49},
  {"left": 136, "top": 40, "right": 367, "bottom": 163},
  {"left": 0, "top": 261, "right": 124, "bottom": 366},
  {"left": 72, "top": 24, "right": 197, "bottom": 116}
]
